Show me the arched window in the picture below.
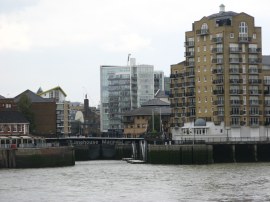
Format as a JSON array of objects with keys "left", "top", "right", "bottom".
[{"left": 239, "top": 22, "right": 248, "bottom": 37}]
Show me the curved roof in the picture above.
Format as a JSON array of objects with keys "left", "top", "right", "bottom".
[{"left": 194, "top": 118, "right": 206, "bottom": 126}]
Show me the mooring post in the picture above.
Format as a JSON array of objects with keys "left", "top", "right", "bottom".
[
  {"left": 232, "top": 144, "right": 236, "bottom": 162},
  {"left": 254, "top": 144, "right": 258, "bottom": 162}
]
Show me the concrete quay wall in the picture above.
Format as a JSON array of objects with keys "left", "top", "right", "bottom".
[
  {"left": 0, "top": 146, "right": 75, "bottom": 168},
  {"left": 147, "top": 145, "right": 213, "bottom": 164}
]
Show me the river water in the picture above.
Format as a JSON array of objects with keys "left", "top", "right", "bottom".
[{"left": 1, "top": 161, "right": 270, "bottom": 202}]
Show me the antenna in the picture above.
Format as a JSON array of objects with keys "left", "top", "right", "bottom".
[{"left": 127, "top": 53, "right": 131, "bottom": 66}]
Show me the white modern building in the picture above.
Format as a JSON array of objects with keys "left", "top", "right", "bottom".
[{"left": 100, "top": 58, "right": 155, "bottom": 133}]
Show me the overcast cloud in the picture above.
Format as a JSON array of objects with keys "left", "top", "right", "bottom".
[{"left": 1, "top": 0, "right": 270, "bottom": 106}]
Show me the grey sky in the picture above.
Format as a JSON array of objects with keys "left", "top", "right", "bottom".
[{"left": 1, "top": 0, "right": 269, "bottom": 106}]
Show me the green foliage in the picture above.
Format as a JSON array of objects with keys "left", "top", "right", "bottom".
[{"left": 18, "top": 94, "right": 35, "bottom": 133}]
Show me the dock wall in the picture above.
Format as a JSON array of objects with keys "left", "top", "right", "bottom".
[
  {"left": 0, "top": 146, "right": 75, "bottom": 168},
  {"left": 147, "top": 145, "right": 213, "bottom": 164}
]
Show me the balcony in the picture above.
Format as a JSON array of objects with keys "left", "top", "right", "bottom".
[
  {"left": 185, "top": 61, "right": 195, "bottom": 67},
  {"left": 248, "top": 69, "right": 262, "bottom": 74},
  {"left": 249, "top": 121, "right": 262, "bottom": 127},
  {"left": 211, "top": 48, "right": 223, "bottom": 53},
  {"left": 186, "top": 102, "right": 196, "bottom": 106},
  {"left": 248, "top": 58, "right": 262, "bottom": 64},
  {"left": 184, "top": 41, "right": 195, "bottom": 47},
  {"left": 230, "top": 122, "right": 241, "bottom": 127},
  {"left": 230, "top": 111, "right": 241, "bottom": 115},
  {"left": 185, "top": 81, "right": 195, "bottom": 87},
  {"left": 249, "top": 111, "right": 262, "bottom": 116},
  {"left": 212, "top": 79, "right": 224, "bottom": 85},
  {"left": 248, "top": 79, "right": 262, "bottom": 84},
  {"left": 186, "top": 71, "right": 195, "bottom": 77},
  {"left": 213, "top": 111, "right": 224, "bottom": 116},
  {"left": 238, "top": 36, "right": 252, "bottom": 43},
  {"left": 185, "top": 51, "right": 195, "bottom": 57},
  {"left": 212, "top": 58, "right": 223, "bottom": 64},
  {"left": 249, "top": 100, "right": 262, "bottom": 105},
  {"left": 264, "top": 90, "right": 270, "bottom": 95},
  {"left": 249, "top": 90, "right": 262, "bottom": 95},
  {"left": 213, "top": 100, "right": 224, "bottom": 105},
  {"left": 212, "top": 68, "right": 223, "bottom": 74},
  {"left": 265, "top": 101, "right": 270, "bottom": 106},
  {"left": 229, "top": 58, "right": 243, "bottom": 63},
  {"left": 229, "top": 47, "right": 242, "bottom": 53},
  {"left": 185, "top": 92, "right": 195, "bottom": 97},
  {"left": 196, "top": 29, "right": 209, "bottom": 35},
  {"left": 229, "top": 90, "right": 243, "bottom": 94},
  {"left": 230, "top": 100, "right": 243, "bottom": 105},
  {"left": 229, "top": 68, "right": 242, "bottom": 74},
  {"left": 213, "top": 90, "right": 224, "bottom": 95},
  {"left": 212, "top": 37, "right": 223, "bottom": 43},
  {"left": 248, "top": 48, "right": 261, "bottom": 53},
  {"left": 229, "top": 79, "right": 243, "bottom": 84}
]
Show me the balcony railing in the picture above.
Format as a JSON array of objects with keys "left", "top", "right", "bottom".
[
  {"left": 249, "top": 90, "right": 262, "bottom": 95},
  {"left": 212, "top": 79, "right": 224, "bottom": 84},
  {"left": 230, "top": 100, "right": 243, "bottom": 105},
  {"left": 229, "top": 68, "right": 242, "bottom": 74},
  {"left": 213, "top": 111, "right": 224, "bottom": 116},
  {"left": 248, "top": 79, "right": 262, "bottom": 84},
  {"left": 249, "top": 111, "right": 262, "bottom": 116},
  {"left": 249, "top": 100, "right": 262, "bottom": 105},
  {"left": 184, "top": 41, "right": 195, "bottom": 47},
  {"left": 196, "top": 29, "right": 209, "bottom": 35},
  {"left": 229, "top": 90, "right": 243, "bottom": 94},
  {"left": 248, "top": 48, "right": 261, "bottom": 53},
  {"left": 212, "top": 37, "right": 223, "bottom": 43},
  {"left": 185, "top": 61, "right": 195, "bottom": 67},
  {"left": 238, "top": 36, "right": 252, "bottom": 43},
  {"left": 230, "top": 111, "right": 241, "bottom": 115},
  {"left": 229, "top": 58, "right": 243, "bottom": 63},
  {"left": 186, "top": 92, "right": 195, "bottom": 97},
  {"left": 229, "top": 79, "right": 243, "bottom": 84},
  {"left": 229, "top": 47, "right": 242, "bottom": 53},
  {"left": 211, "top": 48, "right": 223, "bottom": 53},
  {"left": 213, "top": 100, "right": 224, "bottom": 105},
  {"left": 248, "top": 59, "right": 262, "bottom": 64},
  {"left": 185, "top": 51, "right": 195, "bottom": 57},
  {"left": 212, "top": 68, "right": 223, "bottom": 74},
  {"left": 212, "top": 58, "right": 223, "bottom": 64},
  {"left": 213, "top": 90, "right": 224, "bottom": 95},
  {"left": 265, "top": 101, "right": 270, "bottom": 106},
  {"left": 248, "top": 69, "right": 262, "bottom": 74}
]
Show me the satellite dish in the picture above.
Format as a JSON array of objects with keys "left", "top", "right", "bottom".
[{"left": 75, "top": 111, "right": 84, "bottom": 123}]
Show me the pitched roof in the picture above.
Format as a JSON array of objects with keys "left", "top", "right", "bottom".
[
  {"left": 0, "top": 95, "right": 5, "bottom": 99},
  {"left": 0, "top": 111, "right": 29, "bottom": 123},
  {"left": 123, "top": 106, "right": 171, "bottom": 116},
  {"left": 141, "top": 98, "right": 170, "bottom": 107},
  {"left": 38, "top": 86, "right": 67, "bottom": 97},
  {"left": 14, "top": 90, "right": 53, "bottom": 103}
]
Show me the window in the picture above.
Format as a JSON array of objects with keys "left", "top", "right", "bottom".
[
  {"left": 197, "top": 47, "right": 200, "bottom": 52},
  {"left": 205, "top": 108, "right": 207, "bottom": 113},
  {"left": 253, "top": 33, "right": 256, "bottom": 39},
  {"left": 204, "top": 86, "right": 207, "bottom": 92},
  {"left": 230, "top": 33, "right": 234, "bottom": 38},
  {"left": 203, "top": 46, "right": 206, "bottom": 51},
  {"left": 198, "top": 57, "right": 200, "bottom": 62},
  {"left": 201, "top": 23, "right": 208, "bottom": 31},
  {"left": 197, "top": 37, "right": 200, "bottom": 42},
  {"left": 204, "top": 36, "right": 206, "bottom": 41},
  {"left": 204, "top": 76, "right": 207, "bottom": 82},
  {"left": 239, "top": 22, "right": 248, "bottom": 37},
  {"left": 205, "top": 97, "right": 207, "bottom": 102},
  {"left": 204, "top": 56, "right": 206, "bottom": 62},
  {"left": 204, "top": 66, "right": 206, "bottom": 72}
]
